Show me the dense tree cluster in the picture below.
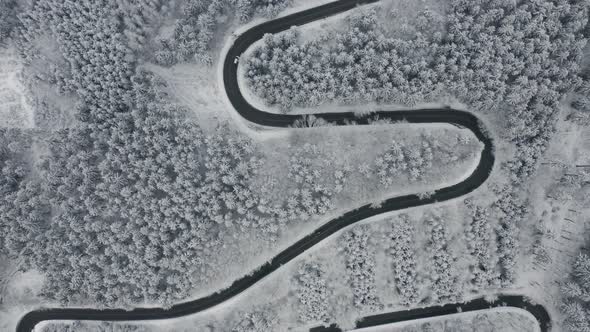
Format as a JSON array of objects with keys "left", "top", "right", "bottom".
[
  {"left": 232, "top": 309, "right": 278, "bottom": 332},
  {"left": 234, "top": 0, "right": 291, "bottom": 22},
  {"left": 117, "top": 0, "right": 164, "bottom": 51},
  {"left": 40, "top": 322, "right": 149, "bottom": 332},
  {"left": 3, "top": 0, "right": 349, "bottom": 307},
  {"left": 246, "top": 0, "right": 590, "bottom": 179},
  {"left": 0, "top": 72, "right": 352, "bottom": 307},
  {"left": 17, "top": 72, "right": 204, "bottom": 305},
  {"left": 568, "top": 80, "right": 590, "bottom": 126},
  {"left": 375, "top": 139, "right": 433, "bottom": 185},
  {"left": 156, "top": 0, "right": 225, "bottom": 65},
  {"left": 465, "top": 0, "right": 590, "bottom": 180},
  {"left": 568, "top": 60, "right": 590, "bottom": 125},
  {"left": 17, "top": 0, "right": 136, "bottom": 127},
  {"left": 32, "top": 70, "right": 275, "bottom": 305},
  {"left": 290, "top": 114, "right": 332, "bottom": 128},
  {"left": 0, "top": 128, "right": 48, "bottom": 260},
  {"left": 245, "top": 11, "right": 439, "bottom": 111},
  {"left": 425, "top": 215, "right": 460, "bottom": 303},
  {"left": 205, "top": 141, "right": 349, "bottom": 235},
  {"left": 295, "top": 262, "right": 330, "bottom": 323},
  {"left": 388, "top": 214, "right": 419, "bottom": 305},
  {"left": 561, "top": 253, "right": 590, "bottom": 332},
  {"left": 0, "top": 0, "right": 19, "bottom": 44},
  {"left": 492, "top": 186, "right": 528, "bottom": 285},
  {"left": 548, "top": 167, "right": 590, "bottom": 207},
  {"left": 284, "top": 144, "right": 343, "bottom": 220},
  {"left": 341, "top": 225, "right": 381, "bottom": 311},
  {"left": 155, "top": 0, "right": 291, "bottom": 66},
  {"left": 464, "top": 200, "right": 500, "bottom": 289}
]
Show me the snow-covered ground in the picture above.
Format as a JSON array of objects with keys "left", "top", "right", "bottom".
[
  {"left": 177, "top": 122, "right": 483, "bottom": 302},
  {"left": 0, "top": 261, "right": 48, "bottom": 332},
  {"left": 130, "top": 129, "right": 564, "bottom": 332},
  {"left": 5, "top": 1, "right": 583, "bottom": 332},
  {"left": 507, "top": 106, "right": 590, "bottom": 331},
  {"left": 0, "top": 47, "right": 34, "bottom": 128}
]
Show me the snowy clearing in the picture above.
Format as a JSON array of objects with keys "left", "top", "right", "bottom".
[{"left": 0, "top": 48, "right": 34, "bottom": 128}]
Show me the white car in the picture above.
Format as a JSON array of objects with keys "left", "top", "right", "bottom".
[{"left": 234, "top": 56, "right": 239, "bottom": 64}]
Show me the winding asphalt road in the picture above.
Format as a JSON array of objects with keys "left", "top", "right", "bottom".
[
  {"left": 15, "top": 1, "right": 550, "bottom": 331},
  {"left": 312, "top": 295, "right": 550, "bottom": 332}
]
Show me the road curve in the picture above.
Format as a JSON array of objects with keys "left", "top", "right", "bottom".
[
  {"left": 16, "top": 1, "right": 549, "bottom": 331},
  {"left": 311, "top": 295, "right": 550, "bottom": 332}
]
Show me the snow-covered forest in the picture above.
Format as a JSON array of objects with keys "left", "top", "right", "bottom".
[
  {"left": 246, "top": 1, "right": 588, "bottom": 180},
  {"left": 1, "top": 0, "right": 590, "bottom": 331},
  {"left": 242, "top": 2, "right": 590, "bottom": 329},
  {"left": 341, "top": 226, "right": 382, "bottom": 312},
  {"left": 39, "top": 322, "right": 148, "bottom": 332},
  {"left": 3, "top": 0, "right": 310, "bottom": 307},
  {"left": 155, "top": 0, "right": 291, "bottom": 65},
  {"left": 0, "top": 0, "right": 481, "bottom": 311}
]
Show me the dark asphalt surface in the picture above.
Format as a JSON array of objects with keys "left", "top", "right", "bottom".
[
  {"left": 312, "top": 295, "right": 550, "bottom": 332},
  {"left": 15, "top": 1, "right": 550, "bottom": 331}
]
